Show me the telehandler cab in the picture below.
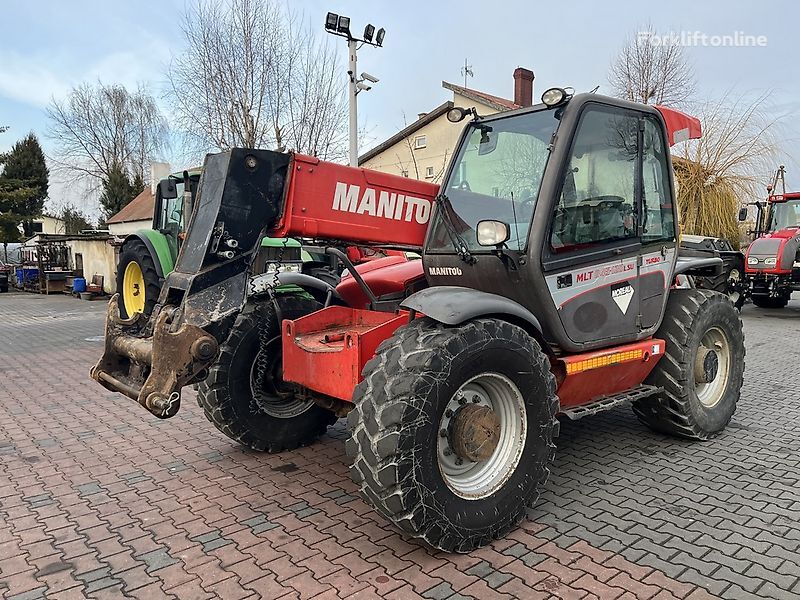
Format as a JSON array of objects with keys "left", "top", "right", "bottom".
[{"left": 92, "top": 90, "right": 745, "bottom": 552}]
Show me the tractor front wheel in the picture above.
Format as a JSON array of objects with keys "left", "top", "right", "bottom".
[
  {"left": 752, "top": 293, "right": 790, "bottom": 309},
  {"left": 197, "top": 295, "right": 337, "bottom": 453},
  {"left": 346, "top": 318, "right": 558, "bottom": 552},
  {"left": 633, "top": 289, "right": 745, "bottom": 440},
  {"left": 116, "top": 240, "right": 161, "bottom": 318}
]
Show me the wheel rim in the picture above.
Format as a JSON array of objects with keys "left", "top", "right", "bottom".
[
  {"left": 727, "top": 269, "right": 742, "bottom": 304},
  {"left": 122, "top": 261, "right": 146, "bottom": 315},
  {"left": 437, "top": 372, "right": 526, "bottom": 500},
  {"left": 249, "top": 336, "right": 315, "bottom": 419},
  {"left": 695, "top": 326, "right": 731, "bottom": 408}
]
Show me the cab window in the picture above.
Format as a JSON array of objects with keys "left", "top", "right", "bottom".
[
  {"left": 641, "top": 118, "right": 675, "bottom": 242},
  {"left": 551, "top": 108, "right": 638, "bottom": 251},
  {"left": 158, "top": 182, "right": 184, "bottom": 236}
]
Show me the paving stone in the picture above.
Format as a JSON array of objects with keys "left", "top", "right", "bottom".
[{"left": 1, "top": 287, "right": 800, "bottom": 600}]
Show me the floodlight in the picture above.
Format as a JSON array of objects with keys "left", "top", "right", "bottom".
[
  {"left": 376, "top": 28, "right": 385, "bottom": 46},
  {"left": 364, "top": 24, "right": 375, "bottom": 42},
  {"left": 337, "top": 16, "right": 351, "bottom": 36},
  {"left": 325, "top": 12, "right": 338, "bottom": 31}
]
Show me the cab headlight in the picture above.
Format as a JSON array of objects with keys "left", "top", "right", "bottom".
[
  {"left": 747, "top": 257, "right": 759, "bottom": 265},
  {"left": 764, "top": 257, "right": 778, "bottom": 266}
]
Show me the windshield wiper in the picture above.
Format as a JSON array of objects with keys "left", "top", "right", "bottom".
[{"left": 435, "top": 193, "right": 476, "bottom": 264}]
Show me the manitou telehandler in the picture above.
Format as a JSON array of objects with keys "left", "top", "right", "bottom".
[{"left": 92, "top": 89, "right": 745, "bottom": 552}]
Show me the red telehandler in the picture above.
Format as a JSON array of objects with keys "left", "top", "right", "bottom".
[{"left": 92, "top": 90, "right": 744, "bottom": 552}]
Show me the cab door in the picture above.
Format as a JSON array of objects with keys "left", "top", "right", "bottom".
[
  {"left": 638, "top": 117, "right": 678, "bottom": 329},
  {"left": 542, "top": 105, "right": 643, "bottom": 346}
]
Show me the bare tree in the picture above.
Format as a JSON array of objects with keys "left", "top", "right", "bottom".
[
  {"left": 167, "top": 0, "right": 348, "bottom": 160},
  {"left": 609, "top": 24, "right": 695, "bottom": 106},
  {"left": 47, "top": 82, "right": 168, "bottom": 187},
  {"left": 674, "top": 91, "right": 779, "bottom": 244}
]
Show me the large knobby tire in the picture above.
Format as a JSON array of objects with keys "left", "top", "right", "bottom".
[
  {"left": 346, "top": 318, "right": 558, "bottom": 553},
  {"left": 116, "top": 240, "right": 162, "bottom": 318},
  {"left": 633, "top": 289, "right": 745, "bottom": 440},
  {"left": 197, "top": 294, "right": 337, "bottom": 452},
  {"left": 752, "top": 293, "right": 790, "bottom": 309},
  {"left": 695, "top": 255, "right": 746, "bottom": 310}
]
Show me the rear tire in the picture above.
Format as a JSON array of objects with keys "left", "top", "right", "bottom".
[
  {"left": 693, "top": 256, "right": 746, "bottom": 310},
  {"left": 197, "top": 294, "right": 337, "bottom": 452},
  {"left": 346, "top": 318, "right": 558, "bottom": 552},
  {"left": 633, "top": 289, "right": 745, "bottom": 440},
  {"left": 116, "top": 240, "right": 162, "bottom": 318}
]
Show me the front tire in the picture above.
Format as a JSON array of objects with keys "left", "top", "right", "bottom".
[
  {"left": 633, "top": 289, "right": 745, "bottom": 440},
  {"left": 752, "top": 293, "right": 790, "bottom": 309},
  {"left": 197, "top": 294, "right": 337, "bottom": 452},
  {"left": 346, "top": 318, "right": 558, "bottom": 552},
  {"left": 116, "top": 240, "right": 162, "bottom": 318}
]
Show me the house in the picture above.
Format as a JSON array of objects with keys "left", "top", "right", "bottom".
[
  {"left": 28, "top": 215, "right": 66, "bottom": 235},
  {"left": 359, "top": 67, "right": 535, "bottom": 182},
  {"left": 106, "top": 187, "right": 155, "bottom": 236},
  {"left": 17, "top": 232, "right": 116, "bottom": 294},
  {"left": 106, "top": 162, "right": 172, "bottom": 236}
]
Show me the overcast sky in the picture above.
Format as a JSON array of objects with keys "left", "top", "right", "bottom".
[{"left": 2, "top": 0, "right": 799, "bottom": 217}]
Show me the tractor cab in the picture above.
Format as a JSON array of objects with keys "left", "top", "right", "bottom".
[
  {"left": 423, "top": 90, "right": 684, "bottom": 352},
  {"left": 764, "top": 193, "right": 800, "bottom": 232},
  {"left": 153, "top": 169, "right": 202, "bottom": 254}
]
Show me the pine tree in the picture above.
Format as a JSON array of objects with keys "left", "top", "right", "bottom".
[
  {"left": 99, "top": 162, "right": 137, "bottom": 219},
  {"left": 0, "top": 133, "right": 49, "bottom": 237}
]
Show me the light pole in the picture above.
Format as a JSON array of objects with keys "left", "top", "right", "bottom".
[{"left": 325, "top": 13, "right": 385, "bottom": 167}]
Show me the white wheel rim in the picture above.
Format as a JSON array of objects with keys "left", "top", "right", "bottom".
[
  {"left": 695, "top": 326, "right": 731, "bottom": 408},
  {"left": 728, "top": 269, "right": 741, "bottom": 304},
  {"left": 437, "top": 372, "right": 526, "bottom": 499}
]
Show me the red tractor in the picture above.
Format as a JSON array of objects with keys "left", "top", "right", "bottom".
[
  {"left": 742, "top": 165, "right": 800, "bottom": 308},
  {"left": 92, "top": 90, "right": 745, "bottom": 552}
]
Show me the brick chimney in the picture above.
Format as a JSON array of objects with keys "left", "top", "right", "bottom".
[{"left": 513, "top": 67, "right": 535, "bottom": 107}]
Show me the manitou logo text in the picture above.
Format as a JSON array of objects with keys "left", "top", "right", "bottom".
[
  {"left": 428, "top": 267, "right": 463, "bottom": 276},
  {"left": 332, "top": 182, "right": 432, "bottom": 224}
]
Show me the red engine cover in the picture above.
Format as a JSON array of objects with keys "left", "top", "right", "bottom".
[{"left": 336, "top": 256, "right": 425, "bottom": 309}]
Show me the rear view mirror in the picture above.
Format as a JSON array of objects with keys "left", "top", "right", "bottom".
[
  {"left": 476, "top": 220, "right": 510, "bottom": 246},
  {"left": 738, "top": 207, "right": 748, "bottom": 222},
  {"left": 477, "top": 126, "right": 497, "bottom": 155},
  {"left": 158, "top": 178, "right": 178, "bottom": 200}
]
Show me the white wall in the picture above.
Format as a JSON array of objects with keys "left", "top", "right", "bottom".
[
  {"left": 361, "top": 93, "right": 501, "bottom": 183},
  {"left": 108, "top": 220, "right": 151, "bottom": 237},
  {"left": 67, "top": 239, "right": 117, "bottom": 293}
]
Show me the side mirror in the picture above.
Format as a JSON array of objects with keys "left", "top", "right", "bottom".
[
  {"left": 477, "top": 126, "right": 497, "bottom": 155},
  {"left": 738, "top": 207, "right": 748, "bottom": 222},
  {"left": 476, "top": 220, "right": 510, "bottom": 247},
  {"left": 158, "top": 178, "right": 178, "bottom": 200}
]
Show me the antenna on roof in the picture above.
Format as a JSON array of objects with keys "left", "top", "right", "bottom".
[{"left": 461, "top": 58, "right": 473, "bottom": 88}]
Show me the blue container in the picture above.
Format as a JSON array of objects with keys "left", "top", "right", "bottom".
[
  {"left": 73, "top": 277, "right": 87, "bottom": 293},
  {"left": 15, "top": 267, "right": 38, "bottom": 284}
]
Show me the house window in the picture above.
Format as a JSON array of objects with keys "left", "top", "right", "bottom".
[
  {"left": 401, "top": 170, "right": 409, "bottom": 178},
  {"left": 414, "top": 135, "right": 427, "bottom": 149},
  {"left": 425, "top": 166, "right": 435, "bottom": 178}
]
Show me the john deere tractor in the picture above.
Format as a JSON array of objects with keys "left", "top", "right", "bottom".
[{"left": 115, "top": 169, "right": 305, "bottom": 318}]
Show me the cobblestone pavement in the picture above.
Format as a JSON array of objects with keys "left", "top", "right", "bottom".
[{"left": 0, "top": 291, "right": 799, "bottom": 600}]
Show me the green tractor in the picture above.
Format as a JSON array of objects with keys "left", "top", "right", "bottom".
[{"left": 115, "top": 169, "right": 306, "bottom": 318}]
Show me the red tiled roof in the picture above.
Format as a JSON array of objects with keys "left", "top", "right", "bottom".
[
  {"left": 441, "top": 81, "right": 521, "bottom": 111},
  {"left": 106, "top": 188, "right": 154, "bottom": 224}
]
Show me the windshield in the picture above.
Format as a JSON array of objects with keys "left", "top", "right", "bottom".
[
  {"left": 158, "top": 181, "right": 185, "bottom": 235},
  {"left": 767, "top": 199, "right": 800, "bottom": 231},
  {"left": 427, "top": 108, "right": 560, "bottom": 252}
]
